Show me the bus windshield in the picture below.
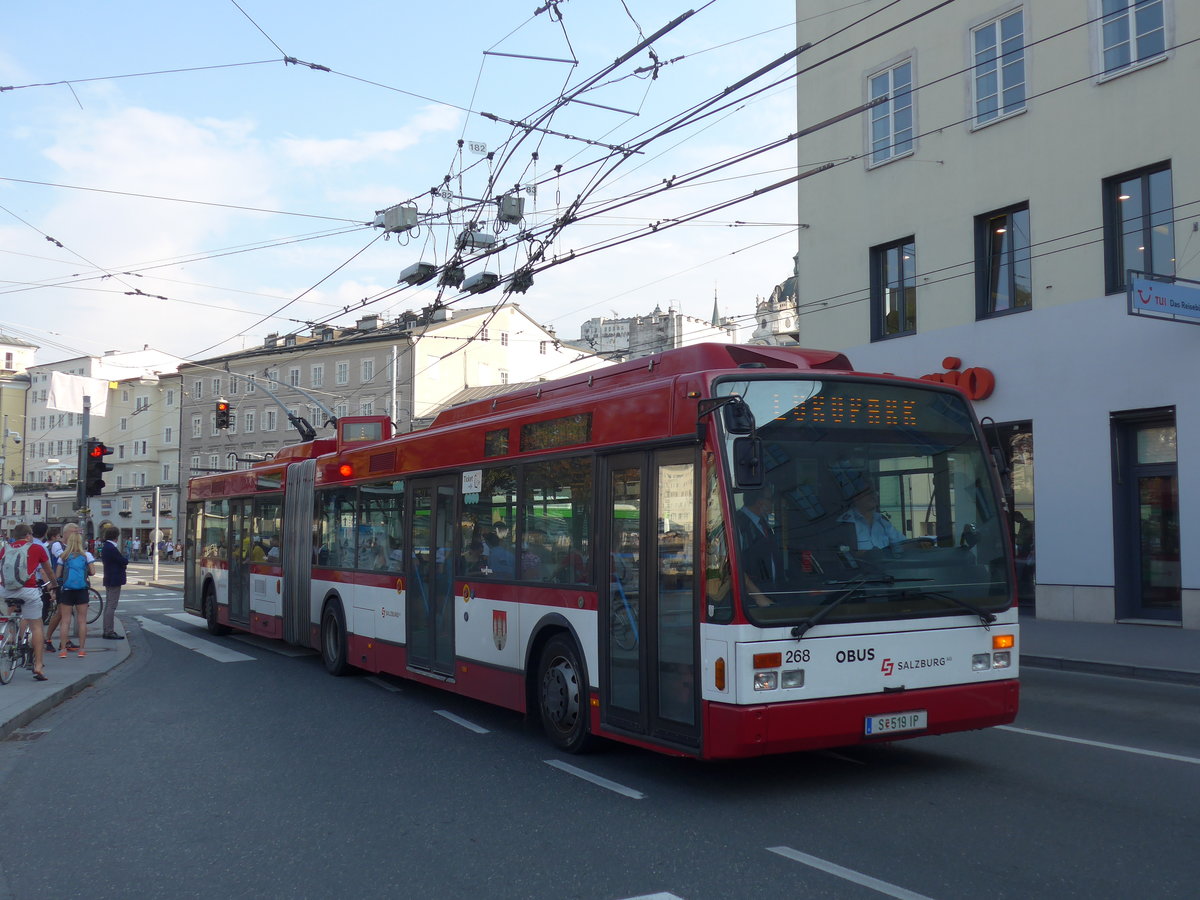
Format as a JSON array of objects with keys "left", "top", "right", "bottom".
[{"left": 717, "top": 377, "right": 1012, "bottom": 627}]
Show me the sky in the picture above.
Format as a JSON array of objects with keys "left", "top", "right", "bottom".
[{"left": 1, "top": 0, "right": 813, "bottom": 368}]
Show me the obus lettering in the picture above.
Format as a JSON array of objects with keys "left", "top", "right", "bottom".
[{"left": 835, "top": 648, "right": 875, "bottom": 663}]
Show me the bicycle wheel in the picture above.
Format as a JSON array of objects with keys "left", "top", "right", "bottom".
[
  {"left": 87, "top": 587, "right": 104, "bottom": 625},
  {"left": 0, "top": 619, "right": 19, "bottom": 685}
]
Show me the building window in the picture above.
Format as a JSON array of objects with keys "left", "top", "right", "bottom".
[
  {"left": 193, "top": 380, "right": 203, "bottom": 401},
  {"left": 870, "top": 238, "right": 917, "bottom": 340},
  {"left": 539, "top": 341, "right": 547, "bottom": 355},
  {"left": 500, "top": 332, "right": 509, "bottom": 347},
  {"left": 480, "top": 328, "right": 490, "bottom": 341},
  {"left": 244, "top": 411, "right": 255, "bottom": 433},
  {"left": 1103, "top": 162, "right": 1174, "bottom": 294},
  {"left": 163, "top": 464, "right": 171, "bottom": 482},
  {"left": 499, "top": 370, "right": 509, "bottom": 384},
  {"left": 191, "top": 455, "right": 201, "bottom": 473},
  {"left": 972, "top": 10, "right": 1025, "bottom": 126},
  {"left": 361, "top": 359, "right": 375, "bottom": 383},
  {"left": 212, "top": 377, "right": 221, "bottom": 396},
  {"left": 1100, "top": 0, "right": 1167, "bottom": 76},
  {"left": 976, "top": 204, "right": 1032, "bottom": 318},
  {"left": 264, "top": 409, "right": 277, "bottom": 431},
  {"left": 119, "top": 417, "right": 128, "bottom": 431},
  {"left": 164, "top": 427, "right": 174, "bottom": 445},
  {"left": 311, "top": 365, "right": 324, "bottom": 388},
  {"left": 211, "top": 414, "right": 218, "bottom": 436},
  {"left": 166, "top": 389, "right": 175, "bottom": 406},
  {"left": 228, "top": 412, "right": 238, "bottom": 434},
  {"left": 209, "top": 454, "right": 220, "bottom": 471},
  {"left": 359, "top": 399, "right": 375, "bottom": 415},
  {"left": 192, "top": 415, "right": 202, "bottom": 439},
  {"left": 868, "top": 60, "right": 914, "bottom": 165},
  {"left": 289, "top": 368, "right": 300, "bottom": 387},
  {"left": 246, "top": 374, "right": 256, "bottom": 393}
]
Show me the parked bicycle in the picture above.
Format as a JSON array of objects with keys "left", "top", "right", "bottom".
[{"left": 40, "top": 580, "right": 103, "bottom": 628}]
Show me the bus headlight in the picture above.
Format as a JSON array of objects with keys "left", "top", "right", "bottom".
[
  {"left": 972, "top": 653, "right": 992, "bottom": 671},
  {"left": 781, "top": 669, "right": 805, "bottom": 689},
  {"left": 753, "top": 671, "right": 778, "bottom": 691},
  {"left": 992, "top": 651, "right": 1011, "bottom": 669}
]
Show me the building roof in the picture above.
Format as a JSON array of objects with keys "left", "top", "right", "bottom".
[{"left": 0, "top": 332, "right": 39, "bottom": 350}]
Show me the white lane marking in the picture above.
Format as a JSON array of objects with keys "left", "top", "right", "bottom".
[
  {"left": 544, "top": 759, "right": 644, "bottom": 800},
  {"left": 435, "top": 710, "right": 489, "bottom": 733},
  {"left": 147, "top": 608, "right": 175, "bottom": 611},
  {"left": 167, "top": 612, "right": 205, "bottom": 625},
  {"left": 162, "top": 614, "right": 311, "bottom": 657},
  {"left": 366, "top": 676, "right": 402, "bottom": 693},
  {"left": 996, "top": 725, "right": 1200, "bottom": 766},
  {"left": 135, "top": 617, "right": 254, "bottom": 663},
  {"left": 768, "top": 847, "right": 934, "bottom": 900},
  {"left": 620, "top": 894, "right": 686, "bottom": 900}
]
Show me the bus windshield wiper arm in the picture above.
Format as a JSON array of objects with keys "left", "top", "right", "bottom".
[
  {"left": 924, "top": 591, "right": 997, "bottom": 627},
  {"left": 791, "top": 575, "right": 934, "bottom": 640}
]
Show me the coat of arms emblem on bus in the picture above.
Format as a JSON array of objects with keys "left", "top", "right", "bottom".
[{"left": 493, "top": 610, "right": 508, "bottom": 651}]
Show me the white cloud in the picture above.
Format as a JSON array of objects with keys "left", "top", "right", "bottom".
[{"left": 278, "top": 105, "right": 462, "bottom": 167}]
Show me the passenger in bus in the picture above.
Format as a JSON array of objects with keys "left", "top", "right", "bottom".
[
  {"left": 460, "top": 540, "right": 487, "bottom": 575},
  {"left": 838, "top": 486, "right": 905, "bottom": 551},
  {"left": 483, "top": 531, "right": 514, "bottom": 578},
  {"left": 521, "top": 528, "right": 549, "bottom": 581}
]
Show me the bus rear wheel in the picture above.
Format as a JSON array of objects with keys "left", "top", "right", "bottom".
[
  {"left": 537, "top": 635, "right": 594, "bottom": 754},
  {"left": 321, "top": 601, "right": 350, "bottom": 676}
]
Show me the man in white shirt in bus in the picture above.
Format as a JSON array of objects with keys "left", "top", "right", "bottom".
[{"left": 839, "top": 485, "right": 905, "bottom": 552}]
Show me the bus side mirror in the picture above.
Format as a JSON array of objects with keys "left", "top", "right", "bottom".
[
  {"left": 732, "top": 437, "right": 764, "bottom": 489},
  {"left": 722, "top": 398, "right": 755, "bottom": 435}
]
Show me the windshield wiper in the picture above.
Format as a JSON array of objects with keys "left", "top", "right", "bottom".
[
  {"left": 921, "top": 591, "right": 997, "bottom": 628},
  {"left": 790, "top": 574, "right": 931, "bottom": 640}
]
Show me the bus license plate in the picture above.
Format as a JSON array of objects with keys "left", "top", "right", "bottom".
[{"left": 864, "top": 710, "right": 928, "bottom": 736}]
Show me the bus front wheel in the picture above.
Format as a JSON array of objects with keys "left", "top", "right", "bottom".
[
  {"left": 321, "top": 601, "right": 350, "bottom": 676},
  {"left": 204, "top": 585, "right": 230, "bottom": 636},
  {"left": 537, "top": 635, "right": 595, "bottom": 754}
]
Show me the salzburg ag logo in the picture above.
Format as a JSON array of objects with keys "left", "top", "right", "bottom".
[{"left": 881, "top": 656, "right": 949, "bottom": 675}]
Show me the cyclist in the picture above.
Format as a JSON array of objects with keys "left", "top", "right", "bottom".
[
  {"left": 53, "top": 531, "right": 94, "bottom": 658},
  {"left": 1, "top": 523, "right": 57, "bottom": 681}
]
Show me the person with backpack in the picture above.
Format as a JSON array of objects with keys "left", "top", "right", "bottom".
[
  {"left": 1, "top": 523, "right": 57, "bottom": 681},
  {"left": 53, "top": 531, "right": 94, "bottom": 658},
  {"left": 44, "top": 522, "right": 83, "bottom": 652}
]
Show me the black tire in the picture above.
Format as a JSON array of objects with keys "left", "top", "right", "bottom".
[
  {"left": 204, "top": 585, "right": 231, "bottom": 636},
  {"left": 321, "top": 601, "right": 350, "bottom": 676},
  {"left": 0, "top": 619, "right": 19, "bottom": 685},
  {"left": 537, "top": 634, "right": 595, "bottom": 753},
  {"left": 86, "top": 587, "right": 103, "bottom": 625}
]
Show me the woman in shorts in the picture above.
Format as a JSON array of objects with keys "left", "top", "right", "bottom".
[{"left": 54, "top": 532, "right": 94, "bottom": 657}]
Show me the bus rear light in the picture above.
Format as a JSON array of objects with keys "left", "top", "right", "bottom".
[
  {"left": 753, "top": 671, "right": 778, "bottom": 691},
  {"left": 714, "top": 657, "right": 726, "bottom": 691},
  {"left": 781, "top": 669, "right": 805, "bottom": 689},
  {"left": 753, "top": 652, "right": 782, "bottom": 669},
  {"left": 992, "top": 634, "right": 1014, "bottom": 650},
  {"left": 338, "top": 464, "right": 353, "bottom": 477}
]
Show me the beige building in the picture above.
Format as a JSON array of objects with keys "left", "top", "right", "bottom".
[
  {"left": 179, "top": 304, "right": 605, "bottom": 474},
  {"left": 790, "top": 1, "right": 1197, "bottom": 626},
  {"left": 0, "top": 333, "right": 36, "bottom": 532}
]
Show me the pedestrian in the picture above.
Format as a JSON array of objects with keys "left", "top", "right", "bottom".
[
  {"left": 0, "top": 523, "right": 56, "bottom": 680},
  {"left": 131, "top": 536, "right": 141, "bottom": 562},
  {"left": 54, "top": 531, "right": 93, "bottom": 658},
  {"left": 30, "top": 522, "right": 56, "bottom": 652},
  {"left": 99, "top": 526, "right": 128, "bottom": 640},
  {"left": 44, "top": 522, "right": 84, "bottom": 651}
]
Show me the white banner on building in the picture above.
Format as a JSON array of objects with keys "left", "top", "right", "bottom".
[
  {"left": 1128, "top": 276, "right": 1200, "bottom": 325},
  {"left": 47, "top": 372, "right": 110, "bottom": 416}
]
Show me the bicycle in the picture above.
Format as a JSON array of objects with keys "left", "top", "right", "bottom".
[
  {"left": 41, "top": 581, "right": 103, "bottom": 628},
  {"left": 0, "top": 599, "right": 36, "bottom": 685}
]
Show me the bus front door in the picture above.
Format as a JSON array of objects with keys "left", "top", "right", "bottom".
[
  {"left": 602, "top": 451, "right": 700, "bottom": 750},
  {"left": 227, "top": 498, "right": 252, "bottom": 626},
  {"left": 406, "top": 476, "right": 457, "bottom": 676}
]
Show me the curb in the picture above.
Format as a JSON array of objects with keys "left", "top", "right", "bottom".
[
  {"left": 0, "top": 669, "right": 110, "bottom": 741},
  {"left": 1021, "top": 654, "right": 1200, "bottom": 686}
]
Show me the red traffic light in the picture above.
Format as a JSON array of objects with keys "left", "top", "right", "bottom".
[
  {"left": 216, "top": 402, "right": 229, "bottom": 412},
  {"left": 88, "top": 441, "right": 112, "bottom": 458}
]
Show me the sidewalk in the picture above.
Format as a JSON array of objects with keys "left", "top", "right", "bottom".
[
  {"left": 1018, "top": 609, "right": 1200, "bottom": 685},
  {"left": 0, "top": 619, "right": 131, "bottom": 740}
]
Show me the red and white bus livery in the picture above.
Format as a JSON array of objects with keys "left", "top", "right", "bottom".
[{"left": 184, "top": 344, "right": 1018, "bottom": 758}]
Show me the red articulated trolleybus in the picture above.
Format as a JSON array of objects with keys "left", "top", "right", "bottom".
[{"left": 184, "top": 344, "right": 1018, "bottom": 758}]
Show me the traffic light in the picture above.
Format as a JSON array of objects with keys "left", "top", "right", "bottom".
[
  {"left": 85, "top": 438, "right": 114, "bottom": 497},
  {"left": 216, "top": 400, "right": 231, "bottom": 429}
]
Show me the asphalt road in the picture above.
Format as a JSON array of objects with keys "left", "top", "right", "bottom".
[{"left": 0, "top": 583, "right": 1196, "bottom": 899}]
